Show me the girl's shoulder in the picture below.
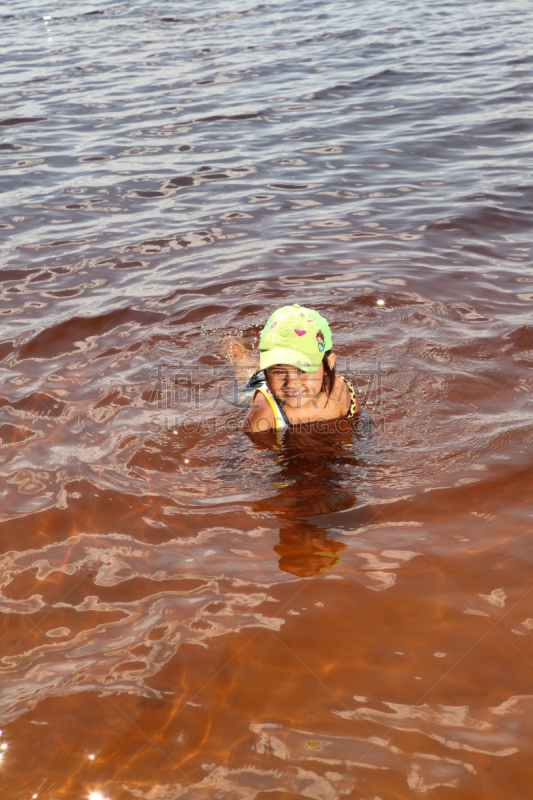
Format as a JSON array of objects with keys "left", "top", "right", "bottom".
[{"left": 243, "top": 386, "right": 275, "bottom": 433}]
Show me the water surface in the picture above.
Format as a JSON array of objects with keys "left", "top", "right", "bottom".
[{"left": 1, "top": 0, "right": 533, "bottom": 798}]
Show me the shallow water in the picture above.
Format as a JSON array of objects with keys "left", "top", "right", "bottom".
[{"left": 1, "top": 0, "right": 533, "bottom": 798}]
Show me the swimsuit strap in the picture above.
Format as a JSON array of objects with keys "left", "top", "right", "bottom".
[
  {"left": 252, "top": 384, "right": 288, "bottom": 430},
  {"left": 278, "top": 398, "right": 291, "bottom": 427},
  {"left": 339, "top": 375, "right": 358, "bottom": 419}
]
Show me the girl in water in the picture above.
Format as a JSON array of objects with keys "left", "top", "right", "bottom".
[{"left": 243, "top": 304, "right": 359, "bottom": 433}]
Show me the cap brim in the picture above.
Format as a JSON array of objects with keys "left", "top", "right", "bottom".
[{"left": 260, "top": 347, "right": 320, "bottom": 373}]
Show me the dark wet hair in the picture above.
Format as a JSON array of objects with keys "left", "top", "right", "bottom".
[{"left": 321, "top": 349, "right": 336, "bottom": 401}]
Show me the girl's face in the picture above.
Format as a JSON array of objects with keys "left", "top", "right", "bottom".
[{"left": 266, "top": 362, "right": 324, "bottom": 408}]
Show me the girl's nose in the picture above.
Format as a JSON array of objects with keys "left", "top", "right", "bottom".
[{"left": 286, "top": 374, "right": 302, "bottom": 387}]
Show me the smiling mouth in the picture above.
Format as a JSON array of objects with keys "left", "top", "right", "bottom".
[{"left": 282, "top": 389, "right": 306, "bottom": 397}]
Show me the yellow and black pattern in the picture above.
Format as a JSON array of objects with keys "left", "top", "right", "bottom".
[{"left": 339, "top": 375, "right": 358, "bottom": 419}]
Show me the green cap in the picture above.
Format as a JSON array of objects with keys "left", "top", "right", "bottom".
[{"left": 259, "top": 304, "right": 332, "bottom": 373}]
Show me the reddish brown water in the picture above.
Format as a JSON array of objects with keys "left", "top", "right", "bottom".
[{"left": 1, "top": 1, "right": 533, "bottom": 798}]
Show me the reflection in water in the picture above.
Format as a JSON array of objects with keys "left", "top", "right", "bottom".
[
  {"left": 247, "top": 420, "right": 359, "bottom": 576},
  {"left": 275, "top": 523, "right": 347, "bottom": 577}
]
